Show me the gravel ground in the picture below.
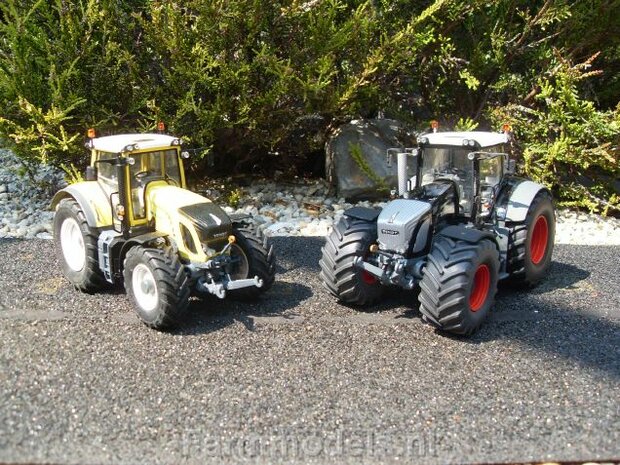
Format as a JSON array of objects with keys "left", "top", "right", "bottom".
[{"left": 0, "top": 238, "right": 618, "bottom": 464}]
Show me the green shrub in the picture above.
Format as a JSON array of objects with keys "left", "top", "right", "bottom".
[
  {"left": 0, "top": 0, "right": 143, "bottom": 168},
  {"left": 0, "top": 0, "right": 448, "bottom": 173},
  {"left": 0, "top": 0, "right": 618, "bottom": 213},
  {"left": 490, "top": 54, "right": 620, "bottom": 215}
]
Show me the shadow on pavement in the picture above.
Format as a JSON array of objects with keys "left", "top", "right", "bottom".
[
  {"left": 444, "top": 258, "right": 619, "bottom": 379},
  {"left": 4, "top": 236, "right": 618, "bottom": 379},
  {"left": 499, "top": 259, "right": 591, "bottom": 294},
  {"left": 278, "top": 237, "right": 620, "bottom": 379},
  {"left": 173, "top": 280, "right": 313, "bottom": 336}
]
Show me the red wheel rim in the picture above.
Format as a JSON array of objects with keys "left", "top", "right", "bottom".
[
  {"left": 470, "top": 264, "right": 490, "bottom": 312},
  {"left": 361, "top": 270, "right": 377, "bottom": 285},
  {"left": 530, "top": 215, "right": 548, "bottom": 265}
]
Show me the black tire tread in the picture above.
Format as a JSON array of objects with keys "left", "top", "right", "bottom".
[
  {"left": 229, "top": 225, "right": 276, "bottom": 299},
  {"left": 319, "top": 216, "right": 383, "bottom": 305},
  {"left": 506, "top": 191, "right": 555, "bottom": 286},
  {"left": 123, "top": 246, "right": 190, "bottom": 330},
  {"left": 53, "top": 198, "right": 106, "bottom": 292},
  {"left": 418, "top": 236, "right": 499, "bottom": 335}
]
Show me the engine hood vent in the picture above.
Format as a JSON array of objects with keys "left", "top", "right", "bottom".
[{"left": 377, "top": 199, "right": 431, "bottom": 254}]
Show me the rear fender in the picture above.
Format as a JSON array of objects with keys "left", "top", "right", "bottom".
[
  {"left": 494, "top": 177, "right": 549, "bottom": 222},
  {"left": 50, "top": 182, "right": 112, "bottom": 228}
]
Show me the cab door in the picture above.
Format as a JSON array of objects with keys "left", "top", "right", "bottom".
[{"left": 93, "top": 150, "right": 123, "bottom": 231}]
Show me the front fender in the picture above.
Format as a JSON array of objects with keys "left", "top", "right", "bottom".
[
  {"left": 439, "top": 225, "right": 498, "bottom": 247},
  {"left": 50, "top": 182, "right": 113, "bottom": 228}
]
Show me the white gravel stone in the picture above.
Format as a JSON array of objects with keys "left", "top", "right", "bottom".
[
  {"left": 226, "top": 180, "right": 619, "bottom": 245},
  {"left": 0, "top": 148, "right": 66, "bottom": 240},
  {"left": 0, "top": 147, "right": 618, "bottom": 245}
]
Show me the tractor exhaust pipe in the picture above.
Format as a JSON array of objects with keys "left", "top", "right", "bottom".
[{"left": 397, "top": 152, "right": 409, "bottom": 199}]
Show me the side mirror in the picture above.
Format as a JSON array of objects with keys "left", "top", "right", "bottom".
[
  {"left": 386, "top": 147, "right": 417, "bottom": 166},
  {"left": 386, "top": 148, "right": 399, "bottom": 167},
  {"left": 507, "top": 159, "right": 516, "bottom": 174},
  {"left": 85, "top": 166, "right": 97, "bottom": 181}
]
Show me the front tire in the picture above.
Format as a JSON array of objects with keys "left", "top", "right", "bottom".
[
  {"left": 123, "top": 247, "right": 190, "bottom": 330},
  {"left": 507, "top": 191, "right": 555, "bottom": 286},
  {"left": 418, "top": 236, "right": 499, "bottom": 336},
  {"left": 53, "top": 198, "right": 105, "bottom": 292},
  {"left": 319, "top": 216, "right": 384, "bottom": 305},
  {"left": 228, "top": 225, "right": 276, "bottom": 299}
]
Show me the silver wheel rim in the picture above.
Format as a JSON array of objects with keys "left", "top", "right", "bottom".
[
  {"left": 230, "top": 244, "right": 250, "bottom": 280},
  {"left": 132, "top": 263, "right": 159, "bottom": 313},
  {"left": 60, "top": 217, "right": 86, "bottom": 272}
]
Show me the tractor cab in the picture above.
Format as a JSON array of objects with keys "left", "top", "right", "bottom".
[
  {"left": 87, "top": 133, "right": 188, "bottom": 232},
  {"left": 419, "top": 131, "right": 509, "bottom": 217},
  {"left": 51, "top": 130, "right": 276, "bottom": 330},
  {"left": 393, "top": 131, "right": 510, "bottom": 222}
]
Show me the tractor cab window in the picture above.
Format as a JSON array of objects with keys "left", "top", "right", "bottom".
[
  {"left": 96, "top": 151, "right": 118, "bottom": 187},
  {"left": 95, "top": 151, "right": 122, "bottom": 213},
  {"left": 129, "top": 149, "right": 182, "bottom": 220},
  {"left": 478, "top": 144, "right": 504, "bottom": 208},
  {"left": 421, "top": 147, "right": 474, "bottom": 214},
  {"left": 478, "top": 145, "right": 504, "bottom": 185}
]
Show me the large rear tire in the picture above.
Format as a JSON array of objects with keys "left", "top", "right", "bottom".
[
  {"left": 123, "top": 247, "right": 190, "bottom": 330},
  {"left": 53, "top": 198, "right": 106, "bottom": 292},
  {"left": 506, "top": 191, "right": 555, "bottom": 286},
  {"left": 418, "top": 236, "right": 499, "bottom": 336},
  {"left": 319, "top": 216, "right": 384, "bottom": 305},
  {"left": 228, "top": 225, "right": 276, "bottom": 299}
]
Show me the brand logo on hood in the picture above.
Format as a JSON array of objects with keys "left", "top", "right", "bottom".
[
  {"left": 209, "top": 213, "right": 222, "bottom": 225},
  {"left": 381, "top": 229, "right": 399, "bottom": 235}
]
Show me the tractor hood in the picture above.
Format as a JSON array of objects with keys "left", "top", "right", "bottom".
[
  {"left": 147, "top": 185, "right": 232, "bottom": 246},
  {"left": 377, "top": 199, "right": 431, "bottom": 254},
  {"left": 178, "top": 202, "right": 232, "bottom": 243}
]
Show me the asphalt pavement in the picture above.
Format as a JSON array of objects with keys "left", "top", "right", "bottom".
[{"left": 0, "top": 237, "right": 618, "bottom": 464}]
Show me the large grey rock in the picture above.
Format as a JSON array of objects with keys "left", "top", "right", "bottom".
[{"left": 326, "top": 118, "right": 416, "bottom": 199}]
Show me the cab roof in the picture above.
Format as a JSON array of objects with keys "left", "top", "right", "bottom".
[
  {"left": 91, "top": 133, "right": 179, "bottom": 153},
  {"left": 420, "top": 131, "right": 508, "bottom": 148}
]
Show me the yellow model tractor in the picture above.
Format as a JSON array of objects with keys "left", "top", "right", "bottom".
[{"left": 51, "top": 131, "right": 276, "bottom": 329}]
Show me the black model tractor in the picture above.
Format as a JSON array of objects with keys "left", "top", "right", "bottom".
[{"left": 320, "top": 127, "right": 555, "bottom": 335}]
